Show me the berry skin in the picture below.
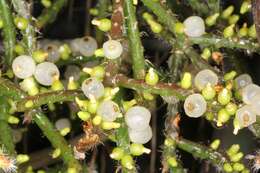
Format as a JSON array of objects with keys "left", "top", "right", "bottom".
[
  {"left": 103, "top": 40, "right": 123, "bottom": 59},
  {"left": 184, "top": 94, "right": 207, "bottom": 118},
  {"left": 183, "top": 16, "right": 205, "bottom": 37}
]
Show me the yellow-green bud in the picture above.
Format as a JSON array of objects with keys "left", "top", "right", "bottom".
[
  {"left": 92, "top": 115, "right": 102, "bottom": 126},
  {"left": 142, "top": 12, "right": 154, "bottom": 21},
  {"left": 121, "top": 155, "right": 134, "bottom": 170},
  {"left": 201, "top": 48, "right": 211, "bottom": 60},
  {"left": 68, "top": 77, "right": 79, "bottom": 90},
  {"left": 230, "top": 152, "right": 244, "bottom": 162},
  {"left": 223, "top": 163, "right": 233, "bottom": 172},
  {"left": 228, "top": 15, "right": 240, "bottom": 25},
  {"left": 167, "top": 157, "right": 178, "bottom": 167},
  {"left": 94, "top": 48, "right": 105, "bottom": 57},
  {"left": 75, "top": 97, "right": 89, "bottom": 111},
  {"left": 210, "top": 139, "right": 221, "bottom": 150},
  {"left": 60, "top": 127, "right": 71, "bottom": 136},
  {"left": 41, "top": 0, "right": 52, "bottom": 8},
  {"left": 123, "top": 99, "right": 137, "bottom": 111},
  {"left": 37, "top": 170, "right": 46, "bottom": 173},
  {"left": 233, "top": 118, "right": 241, "bottom": 135},
  {"left": 164, "top": 138, "right": 176, "bottom": 147},
  {"left": 248, "top": 24, "right": 257, "bottom": 38},
  {"left": 77, "top": 111, "right": 91, "bottom": 121},
  {"left": 14, "top": 17, "right": 29, "bottom": 30},
  {"left": 143, "top": 92, "right": 154, "bottom": 101},
  {"left": 110, "top": 147, "right": 124, "bottom": 160},
  {"left": 205, "top": 112, "right": 214, "bottom": 121},
  {"left": 202, "top": 83, "right": 216, "bottom": 100},
  {"left": 145, "top": 68, "right": 159, "bottom": 85},
  {"left": 180, "top": 72, "right": 192, "bottom": 89},
  {"left": 101, "top": 121, "right": 121, "bottom": 130},
  {"left": 130, "top": 143, "right": 151, "bottom": 156},
  {"left": 8, "top": 116, "right": 20, "bottom": 124},
  {"left": 17, "top": 154, "right": 30, "bottom": 164},
  {"left": 147, "top": 20, "right": 163, "bottom": 33},
  {"left": 218, "top": 88, "right": 231, "bottom": 105},
  {"left": 90, "top": 8, "right": 99, "bottom": 16},
  {"left": 67, "top": 167, "right": 77, "bottom": 173},
  {"left": 0, "top": 19, "right": 3, "bottom": 29},
  {"left": 51, "top": 79, "right": 64, "bottom": 91},
  {"left": 14, "top": 44, "right": 25, "bottom": 55},
  {"left": 206, "top": 13, "right": 219, "bottom": 26},
  {"left": 32, "top": 50, "right": 48, "bottom": 63},
  {"left": 239, "top": 23, "right": 248, "bottom": 37},
  {"left": 225, "top": 102, "right": 237, "bottom": 115},
  {"left": 92, "top": 18, "right": 112, "bottom": 32},
  {"left": 224, "top": 71, "right": 237, "bottom": 81},
  {"left": 227, "top": 144, "right": 240, "bottom": 156},
  {"left": 222, "top": 5, "right": 235, "bottom": 19},
  {"left": 59, "top": 44, "right": 71, "bottom": 60},
  {"left": 217, "top": 108, "right": 230, "bottom": 127},
  {"left": 223, "top": 24, "right": 235, "bottom": 38},
  {"left": 25, "top": 100, "right": 34, "bottom": 108},
  {"left": 174, "top": 22, "right": 185, "bottom": 34},
  {"left": 52, "top": 148, "right": 61, "bottom": 158},
  {"left": 87, "top": 99, "right": 98, "bottom": 114},
  {"left": 240, "top": 0, "right": 251, "bottom": 14},
  {"left": 233, "top": 163, "right": 245, "bottom": 171}
]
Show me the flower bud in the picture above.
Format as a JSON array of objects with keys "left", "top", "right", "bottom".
[
  {"left": 32, "top": 50, "right": 48, "bottom": 63},
  {"left": 145, "top": 68, "right": 159, "bottom": 85},
  {"left": 227, "top": 144, "right": 240, "bottom": 156},
  {"left": 225, "top": 102, "right": 237, "bottom": 115},
  {"left": 68, "top": 77, "right": 79, "bottom": 90},
  {"left": 8, "top": 116, "right": 20, "bottom": 124},
  {"left": 206, "top": 13, "right": 219, "bottom": 26},
  {"left": 233, "top": 162, "right": 245, "bottom": 171},
  {"left": 77, "top": 111, "right": 91, "bottom": 121},
  {"left": 51, "top": 79, "right": 64, "bottom": 91},
  {"left": 123, "top": 99, "right": 137, "bottom": 111},
  {"left": 147, "top": 20, "right": 163, "bottom": 33},
  {"left": 223, "top": 24, "right": 235, "bottom": 38},
  {"left": 14, "top": 17, "right": 28, "bottom": 30},
  {"left": 59, "top": 44, "right": 71, "bottom": 60},
  {"left": 167, "top": 157, "right": 178, "bottom": 167},
  {"left": 217, "top": 88, "right": 231, "bottom": 105},
  {"left": 210, "top": 139, "right": 221, "bottom": 150},
  {"left": 130, "top": 143, "right": 151, "bottom": 156},
  {"left": 92, "top": 18, "right": 112, "bottom": 32},
  {"left": 101, "top": 121, "right": 121, "bottom": 130},
  {"left": 92, "top": 115, "right": 102, "bottom": 126},
  {"left": 230, "top": 152, "right": 244, "bottom": 162},
  {"left": 238, "top": 23, "right": 248, "bottom": 37},
  {"left": 52, "top": 148, "right": 61, "bottom": 158},
  {"left": 228, "top": 15, "right": 240, "bottom": 25},
  {"left": 223, "top": 163, "right": 233, "bottom": 172},
  {"left": 222, "top": 5, "right": 234, "bottom": 19},
  {"left": 240, "top": 0, "right": 251, "bottom": 14},
  {"left": 202, "top": 83, "right": 216, "bottom": 100},
  {"left": 248, "top": 24, "right": 257, "bottom": 38},
  {"left": 174, "top": 22, "right": 185, "bottom": 34},
  {"left": 180, "top": 72, "right": 192, "bottom": 89},
  {"left": 110, "top": 147, "right": 124, "bottom": 160},
  {"left": 224, "top": 71, "right": 237, "bottom": 81},
  {"left": 121, "top": 155, "right": 134, "bottom": 170},
  {"left": 217, "top": 109, "right": 230, "bottom": 127},
  {"left": 201, "top": 48, "right": 211, "bottom": 60},
  {"left": 17, "top": 154, "right": 30, "bottom": 164}
]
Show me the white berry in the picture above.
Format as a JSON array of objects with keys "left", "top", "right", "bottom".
[
  {"left": 12, "top": 55, "right": 36, "bottom": 79},
  {"left": 194, "top": 69, "right": 218, "bottom": 91},
  {"left": 128, "top": 126, "right": 152, "bottom": 144},
  {"left": 183, "top": 16, "right": 205, "bottom": 37},
  {"left": 103, "top": 40, "right": 123, "bottom": 59},
  {"left": 81, "top": 78, "right": 104, "bottom": 100},
  {"left": 184, "top": 93, "right": 207, "bottom": 118},
  {"left": 97, "top": 100, "right": 121, "bottom": 121}
]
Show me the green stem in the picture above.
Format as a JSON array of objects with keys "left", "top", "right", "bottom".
[
  {"left": 0, "top": 96, "right": 16, "bottom": 155},
  {"left": 36, "top": 0, "right": 68, "bottom": 29},
  {"left": 186, "top": 0, "right": 209, "bottom": 15},
  {"left": 124, "top": 0, "right": 145, "bottom": 79},
  {"left": 175, "top": 137, "right": 228, "bottom": 166},
  {"left": 15, "top": 90, "right": 83, "bottom": 112},
  {"left": 0, "top": 0, "right": 16, "bottom": 67},
  {"left": 11, "top": 0, "right": 36, "bottom": 55},
  {"left": 32, "top": 110, "right": 82, "bottom": 171},
  {"left": 0, "top": 77, "right": 26, "bottom": 100},
  {"left": 114, "top": 74, "right": 191, "bottom": 100},
  {"left": 189, "top": 36, "right": 260, "bottom": 54}
]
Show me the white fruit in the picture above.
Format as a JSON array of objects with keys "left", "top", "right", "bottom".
[
  {"left": 12, "top": 55, "right": 36, "bottom": 79},
  {"left": 78, "top": 36, "right": 98, "bottom": 56},
  {"left": 43, "top": 43, "right": 60, "bottom": 62},
  {"left": 236, "top": 105, "right": 256, "bottom": 127},
  {"left": 125, "top": 106, "right": 151, "bottom": 131},
  {"left": 183, "top": 16, "right": 205, "bottom": 37},
  {"left": 103, "top": 40, "right": 123, "bottom": 59},
  {"left": 128, "top": 126, "right": 152, "bottom": 144},
  {"left": 97, "top": 100, "right": 121, "bottom": 121},
  {"left": 242, "top": 84, "right": 260, "bottom": 104},
  {"left": 234, "top": 74, "right": 252, "bottom": 89},
  {"left": 34, "top": 62, "right": 60, "bottom": 86},
  {"left": 194, "top": 69, "right": 218, "bottom": 90},
  {"left": 55, "top": 118, "right": 71, "bottom": 131},
  {"left": 81, "top": 78, "right": 104, "bottom": 100},
  {"left": 251, "top": 94, "right": 260, "bottom": 115},
  {"left": 184, "top": 93, "right": 207, "bottom": 118}
]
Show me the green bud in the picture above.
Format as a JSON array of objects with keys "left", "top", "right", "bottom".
[
  {"left": 32, "top": 50, "right": 48, "bottom": 63},
  {"left": 227, "top": 144, "right": 240, "bottom": 156},
  {"left": 233, "top": 118, "right": 241, "bottom": 135},
  {"left": 210, "top": 139, "right": 221, "bottom": 150},
  {"left": 8, "top": 116, "right": 20, "bottom": 124},
  {"left": 228, "top": 15, "right": 240, "bottom": 25},
  {"left": 248, "top": 24, "right": 257, "bottom": 38},
  {"left": 75, "top": 97, "right": 88, "bottom": 111},
  {"left": 14, "top": 17, "right": 29, "bottom": 30},
  {"left": 121, "top": 154, "right": 134, "bottom": 170},
  {"left": 28, "top": 87, "right": 39, "bottom": 96},
  {"left": 68, "top": 77, "right": 79, "bottom": 90},
  {"left": 201, "top": 48, "right": 211, "bottom": 60},
  {"left": 241, "top": 169, "right": 250, "bottom": 173},
  {"left": 59, "top": 44, "right": 71, "bottom": 60},
  {"left": 174, "top": 22, "right": 185, "bottom": 34},
  {"left": 143, "top": 92, "right": 154, "bottom": 101},
  {"left": 60, "top": 127, "right": 70, "bottom": 136},
  {"left": 92, "top": 66, "right": 105, "bottom": 79},
  {"left": 25, "top": 100, "right": 34, "bottom": 108},
  {"left": 92, "top": 115, "right": 102, "bottom": 126},
  {"left": 205, "top": 112, "right": 215, "bottom": 121},
  {"left": 206, "top": 13, "right": 220, "bottom": 26},
  {"left": 230, "top": 152, "right": 244, "bottom": 162},
  {"left": 51, "top": 79, "right": 64, "bottom": 91},
  {"left": 77, "top": 111, "right": 91, "bottom": 121},
  {"left": 41, "top": 0, "right": 52, "bottom": 8},
  {"left": 101, "top": 121, "right": 121, "bottom": 130},
  {"left": 110, "top": 147, "right": 124, "bottom": 160},
  {"left": 239, "top": 23, "right": 248, "bottom": 37},
  {"left": 180, "top": 72, "right": 192, "bottom": 89},
  {"left": 67, "top": 167, "right": 77, "bottom": 173},
  {"left": 90, "top": 8, "right": 99, "bottom": 16},
  {"left": 0, "top": 19, "right": 3, "bottom": 29},
  {"left": 145, "top": 68, "right": 159, "bottom": 85},
  {"left": 87, "top": 100, "right": 98, "bottom": 114},
  {"left": 130, "top": 143, "right": 151, "bottom": 156},
  {"left": 223, "top": 24, "right": 235, "bottom": 38},
  {"left": 94, "top": 48, "right": 104, "bottom": 57},
  {"left": 142, "top": 12, "right": 154, "bottom": 21},
  {"left": 225, "top": 102, "right": 237, "bottom": 115},
  {"left": 167, "top": 157, "right": 178, "bottom": 167},
  {"left": 240, "top": 0, "right": 251, "bottom": 14},
  {"left": 217, "top": 108, "right": 230, "bottom": 127},
  {"left": 92, "top": 18, "right": 111, "bottom": 32},
  {"left": 14, "top": 44, "right": 25, "bottom": 55},
  {"left": 202, "top": 83, "right": 216, "bottom": 100},
  {"left": 147, "top": 20, "right": 163, "bottom": 33},
  {"left": 123, "top": 99, "right": 137, "bottom": 111},
  {"left": 223, "top": 163, "right": 233, "bottom": 172},
  {"left": 164, "top": 138, "right": 176, "bottom": 147},
  {"left": 52, "top": 148, "right": 61, "bottom": 158},
  {"left": 218, "top": 88, "right": 231, "bottom": 105},
  {"left": 17, "top": 154, "right": 30, "bottom": 164},
  {"left": 224, "top": 71, "right": 237, "bottom": 81},
  {"left": 233, "top": 162, "right": 245, "bottom": 171},
  {"left": 222, "top": 5, "right": 235, "bottom": 19}
]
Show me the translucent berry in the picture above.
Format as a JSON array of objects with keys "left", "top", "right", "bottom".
[
  {"left": 78, "top": 36, "right": 98, "bottom": 56},
  {"left": 97, "top": 100, "right": 121, "bottom": 122},
  {"left": 12, "top": 55, "right": 36, "bottom": 79},
  {"left": 234, "top": 73, "right": 252, "bottom": 89},
  {"left": 34, "top": 62, "right": 60, "bottom": 86},
  {"left": 43, "top": 43, "right": 60, "bottom": 62},
  {"left": 184, "top": 94, "right": 207, "bottom": 118},
  {"left": 103, "top": 40, "right": 123, "bottom": 59},
  {"left": 125, "top": 106, "right": 151, "bottom": 131},
  {"left": 55, "top": 118, "right": 71, "bottom": 131},
  {"left": 236, "top": 105, "right": 256, "bottom": 127},
  {"left": 242, "top": 84, "right": 260, "bottom": 104},
  {"left": 183, "top": 16, "right": 205, "bottom": 37},
  {"left": 194, "top": 69, "right": 218, "bottom": 91},
  {"left": 128, "top": 126, "right": 152, "bottom": 144},
  {"left": 81, "top": 78, "right": 104, "bottom": 100},
  {"left": 251, "top": 94, "right": 260, "bottom": 115}
]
